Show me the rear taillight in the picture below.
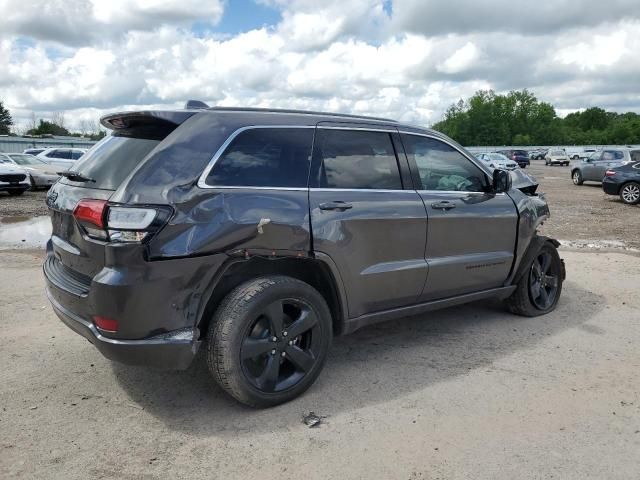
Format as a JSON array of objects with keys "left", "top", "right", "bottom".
[
  {"left": 512, "top": 154, "right": 517, "bottom": 160},
  {"left": 73, "top": 199, "right": 170, "bottom": 243},
  {"left": 74, "top": 199, "right": 108, "bottom": 240},
  {"left": 605, "top": 170, "right": 616, "bottom": 177}
]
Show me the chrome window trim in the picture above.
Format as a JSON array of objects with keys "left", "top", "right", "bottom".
[
  {"left": 197, "top": 125, "right": 315, "bottom": 189},
  {"left": 198, "top": 124, "right": 402, "bottom": 190},
  {"left": 310, "top": 188, "right": 408, "bottom": 193}
]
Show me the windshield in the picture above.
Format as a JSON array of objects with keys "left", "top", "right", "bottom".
[
  {"left": 7, "top": 154, "right": 47, "bottom": 166},
  {"left": 63, "top": 135, "right": 160, "bottom": 190}
]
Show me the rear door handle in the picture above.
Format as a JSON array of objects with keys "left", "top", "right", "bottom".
[
  {"left": 319, "top": 201, "right": 353, "bottom": 211},
  {"left": 431, "top": 201, "right": 456, "bottom": 210}
]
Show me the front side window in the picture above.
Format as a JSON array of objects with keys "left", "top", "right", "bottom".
[
  {"left": 205, "top": 128, "right": 313, "bottom": 188},
  {"left": 314, "top": 129, "right": 402, "bottom": 189},
  {"left": 401, "top": 134, "right": 486, "bottom": 192}
]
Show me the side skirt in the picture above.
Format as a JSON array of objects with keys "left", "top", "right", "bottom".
[{"left": 341, "top": 285, "right": 517, "bottom": 335}]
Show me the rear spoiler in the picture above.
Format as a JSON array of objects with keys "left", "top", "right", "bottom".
[{"left": 100, "top": 111, "right": 196, "bottom": 140}]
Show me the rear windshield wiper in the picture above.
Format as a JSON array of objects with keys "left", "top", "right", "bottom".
[{"left": 58, "top": 171, "right": 96, "bottom": 183}]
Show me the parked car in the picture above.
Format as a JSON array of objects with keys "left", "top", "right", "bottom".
[
  {"left": 0, "top": 153, "right": 60, "bottom": 189},
  {"left": 496, "top": 149, "right": 530, "bottom": 168},
  {"left": 476, "top": 152, "right": 519, "bottom": 170},
  {"left": 529, "top": 149, "right": 547, "bottom": 160},
  {"left": 36, "top": 147, "right": 87, "bottom": 168},
  {"left": 44, "top": 105, "right": 565, "bottom": 407},
  {"left": 544, "top": 149, "right": 570, "bottom": 166},
  {"left": 602, "top": 162, "right": 640, "bottom": 205},
  {"left": 23, "top": 148, "right": 48, "bottom": 156},
  {"left": 571, "top": 148, "right": 638, "bottom": 185},
  {"left": 0, "top": 162, "right": 31, "bottom": 195}
]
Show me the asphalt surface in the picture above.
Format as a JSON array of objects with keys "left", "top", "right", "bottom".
[{"left": 1, "top": 160, "right": 639, "bottom": 479}]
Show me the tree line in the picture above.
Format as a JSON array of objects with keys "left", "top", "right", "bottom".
[{"left": 432, "top": 89, "right": 640, "bottom": 146}]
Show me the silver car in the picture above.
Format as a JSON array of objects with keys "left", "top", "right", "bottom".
[
  {"left": 571, "top": 148, "right": 640, "bottom": 185},
  {"left": 544, "top": 149, "right": 570, "bottom": 166},
  {"left": 476, "top": 152, "right": 519, "bottom": 170},
  {"left": 0, "top": 161, "right": 31, "bottom": 195},
  {"left": 0, "top": 153, "right": 60, "bottom": 189}
]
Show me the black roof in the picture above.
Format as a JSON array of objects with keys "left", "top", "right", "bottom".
[{"left": 206, "top": 106, "right": 397, "bottom": 123}]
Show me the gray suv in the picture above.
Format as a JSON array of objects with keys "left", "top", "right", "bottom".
[
  {"left": 571, "top": 148, "right": 639, "bottom": 185},
  {"left": 43, "top": 105, "right": 565, "bottom": 407}
]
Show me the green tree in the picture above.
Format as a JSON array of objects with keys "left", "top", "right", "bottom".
[
  {"left": 0, "top": 101, "right": 13, "bottom": 135},
  {"left": 26, "top": 119, "right": 70, "bottom": 136}
]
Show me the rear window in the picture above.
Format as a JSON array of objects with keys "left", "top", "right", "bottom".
[
  {"left": 314, "top": 129, "right": 402, "bottom": 189},
  {"left": 64, "top": 135, "right": 160, "bottom": 190},
  {"left": 205, "top": 128, "right": 314, "bottom": 188},
  {"left": 513, "top": 150, "right": 527, "bottom": 156}
]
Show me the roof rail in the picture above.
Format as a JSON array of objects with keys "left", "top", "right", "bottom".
[
  {"left": 206, "top": 106, "right": 397, "bottom": 123},
  {"left": 185, "top": 100, "right": 210, "bottom": 109}
]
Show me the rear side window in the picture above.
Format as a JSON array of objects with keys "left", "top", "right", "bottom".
[
  {"left": 314, "top": 129, "right": 402, "bottom": 189},
  {"left": 603, "top": 150, "right": 624, "bottom": 161},
  {"left": 205, "top": 128, "right": 313, "bottom": 188},
  {"left": 630, "top": 150, "right": 640, "bottom": 162},
  {"left": 65, "top": 135, "right": 160, "bottom": 190}
]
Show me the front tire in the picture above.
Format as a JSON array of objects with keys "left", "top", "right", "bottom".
[
  {"left": 207, "top": 276, "right": 332, "bottom": 408},
  {"left": 572, "top": 170, "right": 583, "bottom": 185},
  {"left": 620, "top": 182, "right": 640, "bottom": 205},
  {"left": 505, "top": 241, "right": 564, "bottom": 317}
]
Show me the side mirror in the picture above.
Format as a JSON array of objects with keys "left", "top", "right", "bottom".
[{"left": 492, "top": 169, "right": 512, "bottom": 193}]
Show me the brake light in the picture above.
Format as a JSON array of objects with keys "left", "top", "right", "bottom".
[
  {"left": 605, "top": 170, "right": 616, "bottom": 176},
  {"left": 73, "top": 199, "right": 170, "bottom": 243},
  {"left": 512, "top": 154, "right": 517, "bottom": 160},
  {"left": 94, "top": 316, "right": 119, "bottom": 333},
  {"left": 74, "top": 199, "right": 107, "bottom": 228}
]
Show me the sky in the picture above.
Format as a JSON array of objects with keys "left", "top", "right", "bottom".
[{"left": 1, "top": 0, "right": 639, "bottom": 132}]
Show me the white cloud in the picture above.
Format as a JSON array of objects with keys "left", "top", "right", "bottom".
[{"left": 1, "top": 1, "right": 639, "bottom": 132}]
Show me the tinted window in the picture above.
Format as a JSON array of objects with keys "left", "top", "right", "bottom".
[
  {"left": 603, "top": 150, "right": 623, "bottom": 161},
  {"left": 402, "top": 134, "right": 486, "bottom": 192},
  {"left": 630, "top": 150, "right": 640, "bottom": 162},
  {"left": 206, "top": 128, "right": 313, "bottom": 188},
  {"left": 513, "top": 150, "right": 527, "bottom": 156},
  {"left": 67, "top": 135, "right": 160, "bottom": 190},
  {"left": 70, "top": 150, "right": 84, "bottom": 160},
  {"left": 315, "top": 129, "right": 402, "bottom": 189}
]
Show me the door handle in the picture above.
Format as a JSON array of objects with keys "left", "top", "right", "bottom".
[
  {"left": 431, "top": 201, "right": 456, "bottom": 210},
  {"left": 319, "top": 201, "right": 353, "bottom": 211}
]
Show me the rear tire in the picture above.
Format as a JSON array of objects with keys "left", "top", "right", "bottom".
[
  {"left": 572, "top": 170, "right": 583, "bottom": 185},
  {"left": 8, "top": 190, "right": 25, "bottom": 196},
  {"left": 505, "top": 241, "right": 564, "bottom": 317},
  {"left": 207, "top": 276, "right": 332, "bottom": 408},
  {"left": 620, "top": 182, "right": 640, "bottom": 205}
]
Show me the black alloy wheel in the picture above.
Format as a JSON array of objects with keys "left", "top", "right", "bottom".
[
  {"left": 529, "top": 250, "right": 560, "bottom": 310},
  {"left": 240, "top": 298, "right": 320, "bottom": 393}
]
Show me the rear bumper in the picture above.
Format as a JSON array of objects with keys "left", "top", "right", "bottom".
[
  {"left": 46, "top": 287, "right": 200, "bottom": 369},
  {"left": 602, "top": 178, "right": 619, "bottom": 195}
]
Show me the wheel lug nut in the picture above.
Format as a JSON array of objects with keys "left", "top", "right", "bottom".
[
  {"left": 271, "top": 336, "right": 277, "bottom": 342},
  {"left": 281, "top": 351, "right": 286, "bottom": 357},
  {"left": 288, "top": 340, "right": 293, "bottom": 346},
  {"left": 283, "top": 331, "right": 288, "bottom": 337},
  {"left": 271, "top": 349, "right": 276, "bottom": 355}
]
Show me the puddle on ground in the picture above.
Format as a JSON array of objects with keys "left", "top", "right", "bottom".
[{"left": 0, "top": 216, "right": 51, "bottom": 249}]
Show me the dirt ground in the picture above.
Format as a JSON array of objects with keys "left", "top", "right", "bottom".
[
  {"left": 1, "top": 161, "right": 640, "bottom": 479},
  {"left": 1, "top": 249, "right": 639, "bottom": 479},
  {"left": 1, "top": 160, "right": 638, "bottom": 248}
]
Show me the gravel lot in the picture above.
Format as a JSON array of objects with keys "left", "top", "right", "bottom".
[{"left": 1, "top": 160, "right": 639, "bottom": 479}]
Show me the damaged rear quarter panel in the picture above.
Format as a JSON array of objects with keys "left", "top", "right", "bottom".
[{"left": 148, "top": 189, "right": 311, "bottom": 258}]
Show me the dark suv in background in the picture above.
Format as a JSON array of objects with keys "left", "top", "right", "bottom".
[
  {"left": 44, "top": 104, "right": 564, "bottom": 407},
  {"left": 497, "top": 149, "right": 530, "bottom": 168}
]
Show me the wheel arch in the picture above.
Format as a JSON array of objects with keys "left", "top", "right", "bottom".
[{"left": 196, "top": 254, "right": 348, "bottom": 339}]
